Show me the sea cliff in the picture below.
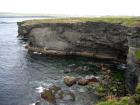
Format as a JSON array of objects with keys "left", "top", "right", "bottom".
[{"left": 17, "top": 17, "right": 140, "bottom": 93}]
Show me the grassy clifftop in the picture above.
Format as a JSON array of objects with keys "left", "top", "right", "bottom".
[{"left": 21, "top": 16, "right": 140, "bottom": 27}]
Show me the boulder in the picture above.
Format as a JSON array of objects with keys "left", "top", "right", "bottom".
[
  {"left": 78, "top": 78, "right": 88, "bottom": 86},
  {"left": 64, "top": 76, "right": 77, "bottom": 86}
]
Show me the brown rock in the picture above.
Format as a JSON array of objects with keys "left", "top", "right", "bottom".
[
  {"left": 64, "top": 76, "right": 77, "bottom": 86},
  {"left": 78, "top": 78, "right": 88, "bottom": 86}
]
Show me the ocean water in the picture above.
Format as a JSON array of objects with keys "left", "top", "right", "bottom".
[{"left": 0, "top": 18, "right": 98, "bottom": 105}]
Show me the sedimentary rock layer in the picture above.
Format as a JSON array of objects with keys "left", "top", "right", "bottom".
[{"left": 17, "top": 21, "right": 135, "bottom": 61}]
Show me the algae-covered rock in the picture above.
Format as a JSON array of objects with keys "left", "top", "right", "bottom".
[
  {"left": 49, "top": 85, "right": 61, "bottom": 94},
  {"left": 41, "top": 89, "right": 56, "bottom": 103}
]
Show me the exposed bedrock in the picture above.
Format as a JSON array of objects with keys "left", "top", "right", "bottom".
[
  {"left": 18, "top": 22, "right": 131, "bottom": 61},
  {"left": 17, "top": 21, "right": 140, "bottom": 92}
]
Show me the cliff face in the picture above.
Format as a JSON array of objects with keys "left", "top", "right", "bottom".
[
  {"left": 18, "top": 22, "right": 131, "bottom": 61},
  {"left": 17, "top": 20, "right": 140, "bottom": 92}
]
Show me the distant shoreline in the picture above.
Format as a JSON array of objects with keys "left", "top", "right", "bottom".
[{"left": 0, "top": 16, "right": 55, "bottom": 18}]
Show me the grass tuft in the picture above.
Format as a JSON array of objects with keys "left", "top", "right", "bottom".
[{"left": 135, "top": 50, "right": 140, "bottom": 60}]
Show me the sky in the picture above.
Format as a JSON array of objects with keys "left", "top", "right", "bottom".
[{"left": 0, "top": 0, "right": 140, "bottom": 16}]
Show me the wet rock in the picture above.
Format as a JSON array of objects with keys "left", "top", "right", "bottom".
[
  {"left": 64, "top": 76, "right": 77, "bottom": 86},
  {"left": 41, "top": 89, "right": 56, "bottom": 104},
  {"left": 40, "top": 84, "right": 76, "bottom": 104},
  {"left": 78, "top": 78, "right": 88, "bottom": 86}
]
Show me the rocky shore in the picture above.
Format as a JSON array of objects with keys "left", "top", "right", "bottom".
[{"left": 17, "top": 18, "right": 140, "bottom": 104}]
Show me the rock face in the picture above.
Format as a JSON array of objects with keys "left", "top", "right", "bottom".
[
  {"left": 17, "top": 21, "right": 140, "bottom": 92},
  {"left": 126, "top": 47, "right": 140, "bottom": 93},
  {"left": 18, "top": 22, "right": 131, "bottom": 61}
]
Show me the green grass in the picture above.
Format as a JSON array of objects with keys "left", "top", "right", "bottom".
[
  {"left": 96, "top": 97, "right": 130, "bottom": 105},
  {"left": 21, "top": 16, "right": 140, "bottom": 27},
  {"left": 112, "top": 70, "right": 125, "bottom": 81},
  {"left": 135, "top": 50, "right": 140, "bottom": 60}
]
